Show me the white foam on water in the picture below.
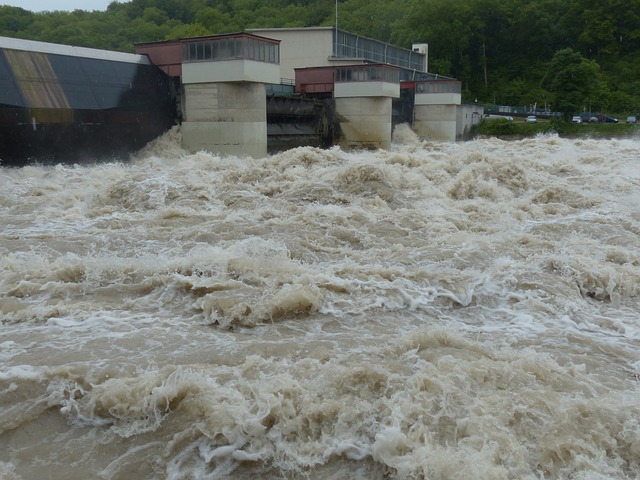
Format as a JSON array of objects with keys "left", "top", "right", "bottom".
[
  {"left": 0, "top": 364, "right": 44, "bottom": 381},
  {"left": 1, "top": 132, "right": 640, "bottom": 478}
]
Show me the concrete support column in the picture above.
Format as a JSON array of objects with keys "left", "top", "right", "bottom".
[
  {"left": 179, "top": 35, "right": 281, "bottom": 158},
  {"left": 334, "top": 96, "right": 393, "bottom": 150},
  {"left": 412, "top": 83, "right": 462, "bottom": 142},
  {"left": 181, "top": 82, "right": 267, "bottom": 158},
  {"left": 332, "top": 66, "right": 400, "bottom": 150},
  {"left": 413, "top": 104, "right": 458, "bottom": 142}
]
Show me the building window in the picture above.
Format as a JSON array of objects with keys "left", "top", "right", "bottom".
[
  {"left": 183, "top": 35, "right": 279, "bottom": 64},
  {"left": 335, "top": 65, "right": 399, "bottom": 83},
  {"left": 415, "top": 81, "right": 462, "bottom": 94}
]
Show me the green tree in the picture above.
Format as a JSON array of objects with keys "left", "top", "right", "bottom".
[
  {"left": 545, "top": 48, "right": 609, "bottom": 117},
  {"left": 3, "top": 0, "right": 640, "bottom": 112},
  {"left": 0, "top": 6, "right": 34, "bottom": 34},
  {"left": 165, "top": 22, "right": 209, "bottom": 39},
  {"left": 570, "top": 0, "right": 640, "bottom": 57},
  {"left": 196, "top": 7, "right": 240, "bottom": 33},
  {"left": 142, "top": 7, "right": 169, "bottom": 25},
  {"left": 392, "top": 0, "right": 474, "bottom": 78},
  {"left": 336, "top": 0, "right": 406, "bottom": 43}
]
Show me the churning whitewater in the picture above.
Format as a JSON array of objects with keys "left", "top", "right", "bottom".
[{"left": 1, "top": 127, "right": 640, "bottom": 479}]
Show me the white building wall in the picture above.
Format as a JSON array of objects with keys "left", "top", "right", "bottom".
[
  {"left": 247, "top": 28, "right": 335, "bottom": 81},
  {"left": 411, "top": 43, "right": 428, "bottom": 72},
  {"left": 334, "top": 81, "right": 400, "bottom": 98},
  {"left": 415, "top": 92, "right": 461, "bottom": 106},
  {"left": 182, "top": 60, "right": 280, "bottom": 84}
]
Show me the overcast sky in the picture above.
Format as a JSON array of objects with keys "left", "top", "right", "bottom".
[{"left": 1, "top": 1, "right": 129, "bottom": 12}]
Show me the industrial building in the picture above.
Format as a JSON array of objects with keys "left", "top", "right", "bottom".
[
  {"left": 0, "top": 28, "right": 481, "bottom": 163},
  {"left": 246, "top": 27, "right": 428, "bottom": 82},
  {"left": 136, "top": 28, "right": 476, "bottom": 156}
]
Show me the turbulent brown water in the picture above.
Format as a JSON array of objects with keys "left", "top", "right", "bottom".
[{"left": 1, "top": 126, "right": 640, "bottom": 479}]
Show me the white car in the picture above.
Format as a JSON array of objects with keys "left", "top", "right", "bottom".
[
  {"left": 572, "top": 116, "right": 582, "bottom": 124},
  {"left": 525, "top": 115, "right": 537, "bottom": 123}
]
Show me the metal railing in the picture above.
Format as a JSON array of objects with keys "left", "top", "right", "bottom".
[{"left": 334, "top": 30, "right": 425, "bottom": 72}]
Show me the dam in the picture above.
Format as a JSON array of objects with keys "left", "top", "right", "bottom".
[{"left": 0, "top": 30, "right": 477, "bottom": 164}]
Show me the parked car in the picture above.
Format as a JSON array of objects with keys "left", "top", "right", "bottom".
[
  {"left": 525, "top": 115, "right": 537, "bottom": 123},
  {"left": 626, "top": 116, "right": 637, "bottom": 124},
  {"left": 588, "top": 114, "right": 619, "bottom": 123},
  {"left": 571, "top": 115, "right": 582, "bottom": 124},
  {"left": 483, "top": 114, "right": 513, "bottom": 121},
  {"left": 581, "top": 113, "right": 594, "bottom": 123}
]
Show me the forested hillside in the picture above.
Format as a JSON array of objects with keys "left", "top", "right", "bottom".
[{"left": 1, "top": 0, "right": 640, "bottom": 113}]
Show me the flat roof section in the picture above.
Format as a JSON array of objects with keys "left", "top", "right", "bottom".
[
  {"left": 0, "top": 36, "right": 149, "bottom": 64},
  {"left": 248, "top": 27, "right": 334, "bottom": 33}
]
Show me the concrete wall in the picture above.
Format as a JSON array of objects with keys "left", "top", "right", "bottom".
[
  {"left": 412, "top": 90, "right": 462, "bottom": 142},
  {"left": 413, "top": 104, "right": 457, "bottom": 142},
  {"left": 181, "top": 82, "right": 267, "bottom": 158},
  {"left": 335, "top": 96, "right": 393, "bottom": 149},
  {"left": 456, "top": 103, "right": 483, "bottom": 140}
]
